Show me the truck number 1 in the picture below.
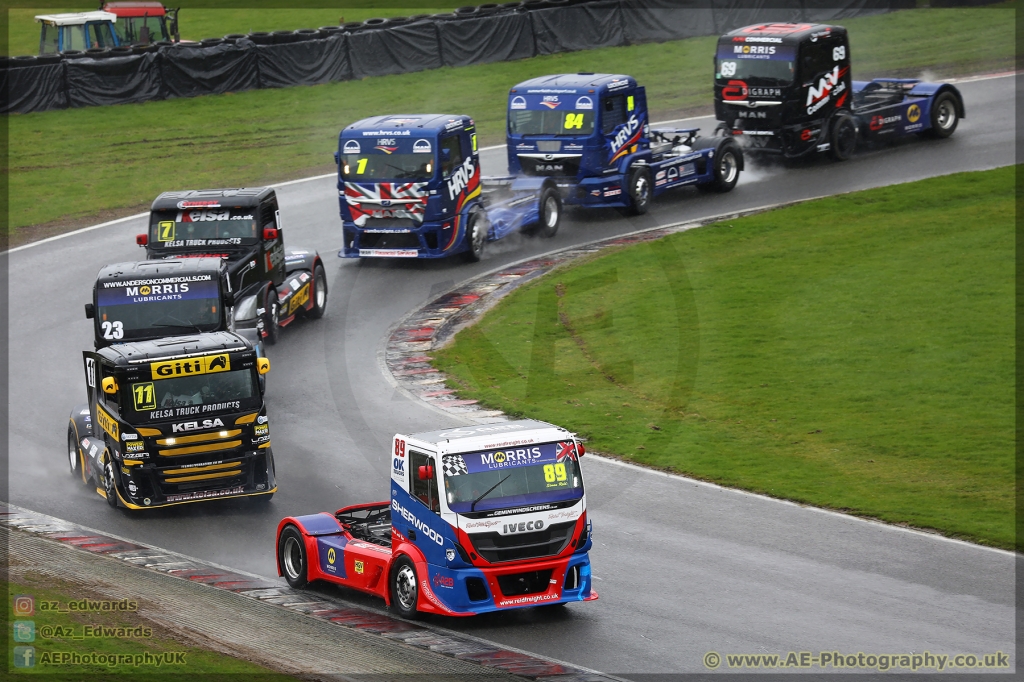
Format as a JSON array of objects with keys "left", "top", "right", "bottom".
[{"left": 356, "top": 158, "right": 368, "bottom": 174}]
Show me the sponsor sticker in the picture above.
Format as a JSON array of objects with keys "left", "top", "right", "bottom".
[
  {"left": 150, "top": 354, "right": 230, "bottom": 380},
  {"left": 575, "top": 96, "right": 593, "bottom": 110},
  {"left": 358, "top": 249, "right": 419, "bottom": 258},
  {"left": 510, "top": 95, "right": 526, "bottom": 110},
  {"left": 343, "top": 139, "right": 361, "bottom": 154},
  {"left": 413, "top": 139, "right": 432, "bottom": 153}
]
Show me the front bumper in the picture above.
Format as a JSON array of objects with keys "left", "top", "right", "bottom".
[{"left": 340, "top": 220, "right": 465, "bottom": 259}]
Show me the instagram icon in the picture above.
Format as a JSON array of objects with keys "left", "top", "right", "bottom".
[{"left": 13, "top": 595, "right": 34, "bottom": 616}]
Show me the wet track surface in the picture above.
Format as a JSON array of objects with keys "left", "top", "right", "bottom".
[{"left": 7, "top": 75, "right": 1016, "bottom": 675}]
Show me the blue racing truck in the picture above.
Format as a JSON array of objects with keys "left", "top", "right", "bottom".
[
  {"left": 336, "top": 114, "right": 562, "bottom": 261},
  {"left": 506, "top": 73, "right": 743, "bottom": 215}
]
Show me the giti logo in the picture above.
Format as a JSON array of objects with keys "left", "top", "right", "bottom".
[
  {"left": 327, "top": 548, "right": 336, "bottom": 564},
  {"left": 96, "top": 405, "right": 119, "bottom": 440},
  {"left": 150, "top": 354, "right": 230, "bottom": 380},
  {"left": 907, "top": 104, "right": 921, "bottom": 123}
]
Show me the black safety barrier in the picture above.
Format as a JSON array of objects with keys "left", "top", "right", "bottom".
[
  {"left": 532, "top": 0, "right": 625, "bottom": 55},
  {"left": 160, "top": 39, "right": 259, "bottom": 100},
  {"left": 66, "top": 52, "right": 162, "bottom": 108},
  {"left": 2, "top": 62, "right": 67, "bottom": 114},
  {"left": 256, "top": 34, "right": 352, "bottom": 89},
  {"left": 438, "top": 10, "right": 535, "bottom": 67},
  {"left": 348, "top": 19, "right": 443, "bottom": 79},
  {"left": 5, "top": 1, "right": 924, "bottom": 114}
]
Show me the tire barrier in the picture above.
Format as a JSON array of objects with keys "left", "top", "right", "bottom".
[{"left": 3, "top": 0, "right": 912, "bottom": 114}]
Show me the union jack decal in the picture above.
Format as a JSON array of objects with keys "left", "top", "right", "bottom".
[
  {"left": 556, "top": 441, "right": 578, "bottom": 463},
  {"left": 344, "top": 182, "right": 428, "bottom": 228}
]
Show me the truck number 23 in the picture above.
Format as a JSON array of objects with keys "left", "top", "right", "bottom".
[{"left": 101, "top": 320, "right": 124, "bottom": 340}]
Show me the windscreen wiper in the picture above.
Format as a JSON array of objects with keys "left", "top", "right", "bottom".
[
  {"left": 470, "top": 474, "right": 511, "bottom": 512},
  {"left": 152, "top": 315, "right": 202, "bottom": 333}
]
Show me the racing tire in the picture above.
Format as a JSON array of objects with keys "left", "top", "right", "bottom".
[
  {"left": 713, "top": 123, "right": 730, "bottom": 138},
  {"left": 67, "top": 427, "right": 86, "bottom": 484},
  {"left": 389, "top": 555, "right": 420, "bottom": 620},
  {"left": 535, "top": 186, "right": 562, "bottom": 238},
  {"left": 625, "top": 167, "right": 652, "bottom": 216},
  {"left": 926, "top": 92, "right": 959, "bottom": 139},
  {"left": 278, "top": 525, "right": 309, "bottom": 588},
  {"left": 464, "top": 211, "right": 487, "bottom": 263},
  {"left": 828, "top": 113, "right": 858, "bottom": 162},
  {"left": 263, "top": 288, "right": 280, "bottom": 346},
  {"left": 709, "top": 142, "right": 741, "bottom": 193},
  {"left": 101, "top": 451, "right": 119, "bottom": 509},
  {"left": 308, "top": 265, "right": 327, "bottom": 319}
]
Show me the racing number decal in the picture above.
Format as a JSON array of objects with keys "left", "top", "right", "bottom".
[
  {"left": 832, "top": 46, "right": 846, "bottom": 61},
  {"left": 355, "top": 158, "right": 368, "bottom": 174},
  {"left": 564, "top": 113, "right": 585, "bottom": 130},
  {"left": 395, "top": 439, "right": 406, "bottom": 458},
  {"left": 132, "top": 382, "right": 156, "bottom": 411},
  {"left": 157, "top": 221, "right": 175, "bottom": 242},
  {"left": 101, "top": 321, "right": 124, "bottom": 340},
  {"left": 543, "top": 463, "right": 568, "bottom": 487}
]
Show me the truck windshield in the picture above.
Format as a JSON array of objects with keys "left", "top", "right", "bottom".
[
  {"left": 508, "top": 110, "right": 595, "bottom": 136},
  {"left": 124, "top": 368, "right": 260, "bottom": 422},
  {"left": 442, "top": 442, "right": 583, "bottom": 513},
  {"left": 342, "top": 153, "right": 433, "bottom": 181},
  {"left": 149, "top": 209, "right": 258, "bottom": 246},
  {"left": 716, "top": 43, "right": 796, "bottom": 85},
  {"left": 96, "top": 275, "right": 222, "bottom": 342}
]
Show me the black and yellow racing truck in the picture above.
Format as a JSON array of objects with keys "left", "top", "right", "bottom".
[
  {"left": 135, "top": 187, "right": 327, "bottom": 345},
  {"left": 67, "top": 331, "right": 275, "bottom": 510}
]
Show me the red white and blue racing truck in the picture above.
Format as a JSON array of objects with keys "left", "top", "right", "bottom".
[
  {"left": 714, "top": 23, "right": 965, "bottom": 160},
  {"left": 506, "top": 73, "right": 743, "bottom": 215},
  {"left": 276, "top": 420, "right": 596, "bottom": 618},
  {"left": 336, "top": 114, "right": 562, "bottom": 261}
]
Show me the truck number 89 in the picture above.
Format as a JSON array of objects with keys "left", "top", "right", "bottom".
[
  {"left": 543, "top": 463, "right": 567, "bottom": 483},
  {"left": 395, "top": 439, "right": 405, "bottom": 458}
]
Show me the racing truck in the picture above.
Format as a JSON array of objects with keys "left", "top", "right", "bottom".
[
  {"left": 135, "top": 188, "right": 327, "bottom": 344},
  {"left": 714, "top": 23, "right": 965, "bottom": 160},
  {"left": 275, "top": 419, "right": 597, "bottom": 618},
  {"left": 506, "top": 73, "right": 743, "bottom": 216},
  {"left": 336, "top": 114, "right": 562, "bottom": 261},
  {"left": 67, "top": 331, "right": 275, "bottom": 510}
]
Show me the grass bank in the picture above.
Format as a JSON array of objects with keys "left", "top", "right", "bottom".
[
  {"left": 432, "top": 167, "right": 1016, "bottom": 549},
  {"left": 5, "top": 572, "right": 297, "bottom": 678},
  {"left": 6, "top": 6, "right": 1014, "bottom": 238}
]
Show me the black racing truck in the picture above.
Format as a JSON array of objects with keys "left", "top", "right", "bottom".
[
  {"left": 67, "top": 331, "right": 275, "bottom": 510},
  {"left": 135, "top": 188, "right": 327, "bottom": 344},
  {"left": 714, "top": 23, "right": 964, "bottom": 160}
]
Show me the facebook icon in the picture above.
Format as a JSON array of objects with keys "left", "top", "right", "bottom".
[{"left": 13, "top": 645, "right": 36, "bottom": 668}]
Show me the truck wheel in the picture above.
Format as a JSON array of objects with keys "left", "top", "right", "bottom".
[
  {"left": 278, "top": 525, "right": 309, "bottom": 588},
  {"left": 264, "top": 288, "right": 280, "bottom": 345},
  {"left": 464, "top": 212, "right": 486, "bottom": 263},
  {"left": 713, "top": 123, "right": 730, "bottom": 137},
  {"left": 67, "top": 427, "right": 86, "bottom": 484},
  {"left": 926, "top": 92, "right": 959, "bottom": 138},
  {"left": 710, "top": 143, "right": 741, "bottom": 193},
  {"left": 535, "top": 187, "right": 561, "bottom": 238},
  {"left": 389, "top": 556, "right": 420, "bottom": 619},
  {"left": 101, "top": 452, "right": 119, "bottom": 508},
  {"left": 308, "top": 264, "right": 327, "bottom": 319},
  {"left": 626, "top": 167, "right": 652, "bottom": 216},
  {"left": 828, "top": 113, "right": 858, "bottom": 161}
]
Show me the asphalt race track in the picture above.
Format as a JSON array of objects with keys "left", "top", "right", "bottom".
[{"left": 7, "top": 75, "right": 1015, "bottom": 675}]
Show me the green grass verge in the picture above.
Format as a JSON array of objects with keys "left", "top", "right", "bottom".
[
  {"left": 4, "top": 573, "right": 297, "bottom": 678},
  {"left": 432, "top": 167, "right": 1016, "bottom": 549},
  {"left": 6, "top": 6, "right": 1014, "bottom": 235},
  {"left": 8, "top": 5, "right": 455, "bottom": 57}
]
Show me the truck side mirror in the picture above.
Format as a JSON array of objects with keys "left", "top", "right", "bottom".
[
  {"left": 257, "top": 357, "right": 271, "bottom": 375},
  {"left": 334, "top": 151, "right": 340, "bottom": 165},
  {"left": 223, "top": 290, "right": 234, "bottom": 306},
  {"left": 263, "top": 227, "right": 278, "bottom": 241},
  {"left": 101, "top": 377, "right": 118, "bottom": 394},
  {"left": 418, "top": 465, "right": 434, "bottom": 481},
  {"left": 84, "top": 303, "right": 95, "bottom": 319},
  {"left": 136, "top": 233, "right": 148, "bottom": 246},
  {"left": 576, "top": 443, "right": 586, "bottom": 457}
]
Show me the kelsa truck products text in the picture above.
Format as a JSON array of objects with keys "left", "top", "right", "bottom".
[{"left": 276, "top": 419, "right": 597, "bottom": 618}]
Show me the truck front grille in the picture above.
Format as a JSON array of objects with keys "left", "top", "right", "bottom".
[
  {"left": 359, "top": 232, "right": 421, "bottom": 249},
  {"left": 518, "top": 156, "right": 580, "bottom": 178},
  {"left": 469, "top": 521, "right": 575, "bottom": 563}
]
